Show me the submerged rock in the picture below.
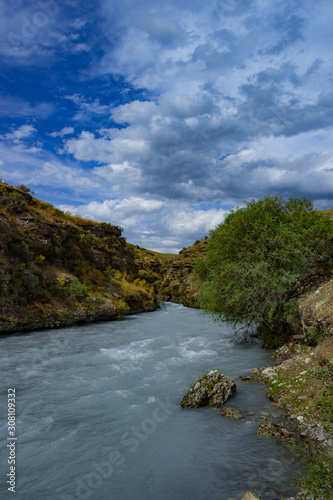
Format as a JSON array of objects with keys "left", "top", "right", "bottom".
[
  {"left": 180, "top": 369, "right": 236, "bottom": 408},
  {"left": 220, "top": 407, "right": 244, "bottom": 419},
  {"left": 257, "top": 421, "right": 282, "bottom": 437},
  {"left": 241, "top": 493, "right": 260, "bottom": 500}
]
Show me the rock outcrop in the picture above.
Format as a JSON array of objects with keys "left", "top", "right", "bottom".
[
  {"left": 241, "top": 493, "right": 260, "bottom": 500},
  {"left": 180, "top": 369, "right": 236, "bottom": 408},
  {"left": 158, "top": 239, "right": 208, "bottom": 307}
]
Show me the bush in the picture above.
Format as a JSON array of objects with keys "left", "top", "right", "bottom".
[
  {"left": 68, "top": 279, "right": 89, "bottom": 299},
  {"left": 7, "top": 241, "right": 32, "bottom": 263},
  {"left": 198, "top": 195, "right": 333, "bottom": 344},
  {"left": 16, "top": 184, "right": 35, "bottom": 195},
  {"left": 0, "top": 192, "right": 27, "bottom": 213}
]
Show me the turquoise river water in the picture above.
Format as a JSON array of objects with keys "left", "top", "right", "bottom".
[{"left": 0, "top": 303, "right": 303, "bottom": 499}]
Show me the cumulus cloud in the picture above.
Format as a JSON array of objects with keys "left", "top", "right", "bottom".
[
  {"left": 58, "top": 196, "right": 228, "bottom": 252},
  {"left": 3, "top": 124, "right": 37, "bottom": 143},
  {"left": 38, "top": 162, "right": 100, "bottom": 189},
  {"left": 1, "top": 0, "right": 332, "bottom": 251}
]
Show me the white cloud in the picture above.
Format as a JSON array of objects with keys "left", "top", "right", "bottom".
[
  {"left": 57, "top": 196, "right": 227, "bottom": 252},
  {"left": 70, "top": 43, "right": 90, "bottom": 53},
  {"left": 1, "top": 0, "right": 333, "bottom": 251},
  {"left": 3, "top": 124, "right": 37, "bottom": 143},
  {"left": 38, "top": 162, "right": 100, "bottom": 189},
  {"left": 49, "top": 127, "right": 75, "bottom": 138},
  {"left": 63, "top": 94, "right": 111, "bottom": 121},
  {"left": 0, "top": 95, "right": 54, "bottom": 118}
]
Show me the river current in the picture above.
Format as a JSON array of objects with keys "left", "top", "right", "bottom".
[{"left": 0, "top": 303, "right": 302, "bottom": 500}]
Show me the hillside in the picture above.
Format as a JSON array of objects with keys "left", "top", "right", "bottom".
[
  {"left": 0, "top": 182, "right": 161, "bottom": 334},
  {"left": 157, "top": 239, "right": 208, "bottom": 307}
]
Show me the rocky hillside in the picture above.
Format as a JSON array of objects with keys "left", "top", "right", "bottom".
[
  {"left": 0, "top": 182, "right": 159, "bottom": 334},
  {"left": 158, "top": 238, "right": 208, "bottom": 307}
]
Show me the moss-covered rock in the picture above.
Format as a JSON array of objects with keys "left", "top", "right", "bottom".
[
  {"left": 257, "top": 421, "right": 282, "bottom": 437},
  {"left": 180, "top": 369, "right": 236, "bottom": 408},
  {"left": 220, "top": 407, "right": 244, "bottom": 419}
]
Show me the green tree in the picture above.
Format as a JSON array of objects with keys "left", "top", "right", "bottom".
[{"left": 197, "top": 195, "right": 333, "bottom": 345}]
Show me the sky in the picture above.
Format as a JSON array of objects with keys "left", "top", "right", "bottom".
[{"left": 0, "top": 0, "right": 332, "bottom": 253}]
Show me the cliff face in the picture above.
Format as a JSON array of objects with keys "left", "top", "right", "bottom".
[
  {"left": 0, "top": 183, "right": 158, "bottom": 334},
  {"left": 158, "top": 239, "right": 208, "bottom": 307}
]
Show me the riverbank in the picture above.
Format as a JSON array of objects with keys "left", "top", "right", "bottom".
[{"left": 247, "top": 336, "right": 333, "bottom": 499}]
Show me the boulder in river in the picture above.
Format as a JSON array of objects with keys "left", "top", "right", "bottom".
[
  {"left": 257, "top": 421, "right": 282, "bottom": 437},
  {"left": 180, "top": 369, "right": 236, "bottom": 408},
  {"left": 241, "top": 493, "right": 260, "bottom": 500}
]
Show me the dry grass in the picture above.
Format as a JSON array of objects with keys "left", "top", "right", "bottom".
[
  {"left": 316, "top": 338, "right": 333, "bottom": 365},
  {"left": 300, "top": 281, "right": 333, "bottom": 322},
  {"left": 266, "top": 343, "right": 333, "bottom": 430}
]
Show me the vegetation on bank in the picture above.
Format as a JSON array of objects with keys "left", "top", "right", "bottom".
[
  {"left": 190, "top": 195, "right": 333, "bottom": 498},
  {"left": 196, "top": 195, "right": 333, "bottom": 347},
  {"left": 262, "top": 336, "right": 333, "bottom": 499}
]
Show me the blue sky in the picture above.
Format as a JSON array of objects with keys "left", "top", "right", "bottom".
[{"left": 0, "top": 0, "right": 332, "bottom": 252}]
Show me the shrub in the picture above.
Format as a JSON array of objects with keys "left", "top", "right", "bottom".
[
  {"left": 198, "top": 195, "right": 333, "bottom": 344},
  {"left": 0, "top": 192, "right": 27, "bottom": 213},
  {"left": 7, "top": 241, "right": 32, "bottom": 263},
  {"left": 68, "top": 279, "right": 89, "bottom": 299},
  {"left": 16, "top": 184, "right": 35, "bottom": 195}
]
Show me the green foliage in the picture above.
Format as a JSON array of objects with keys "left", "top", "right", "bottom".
[
  {"left": 0, "top": 192, "right": 27, "bottom": 213},
  {"left": 306, "top": 325, "right": 327, "bottom": 346},
  {"left": 16, "top": 184, "right": 35, "bottom": 195},
  {"left": 298, "top": 447, "right": 333, "bottom": 498},
  {"left": 194, "top": 257, "right": 208, "bottom": 281},
  {"left": 7, "top": 241, "right": 32, "bottom": 263},
  {"left": 198, "top": 195, "right": 333, "bottom": 343},
  {"left": 35, "top": 254, "right": 46, "bottom": 265},
  {"left": 51, "top": 233, "right": 60, "bottom": 246},
  {"left": 56, "top": 275, "right": 89, "bottom": 300},
  {"left": 68, "top": 279, "right": 89, "bottom": 299}
]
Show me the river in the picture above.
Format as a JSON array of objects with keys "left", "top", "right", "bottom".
[{"left": 0, "top": 303, "right": 303, "bottom": 500}]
